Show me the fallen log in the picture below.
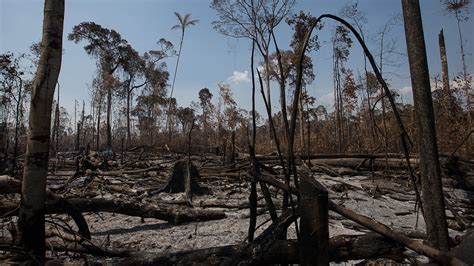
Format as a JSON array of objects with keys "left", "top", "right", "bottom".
[
  {"left": 328, "top": 201, "right": 467, "bottom": 265},
  {"left": 0, "top": 233, "right": 404, "bottom": 264},
  {"left": 1, "top": 197, "right": 226, "bottom": 224},
  {"left": 0, "top": 177, "right": 91, "bottom": 240},
  {"left": 309, "top": 158, "right": 417, "bottom": 170},
  {"left": 97, "top": 166, "right": 163, "bottom": 176}
]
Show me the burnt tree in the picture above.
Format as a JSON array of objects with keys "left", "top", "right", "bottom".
[{"left": 402, "top": 0, "right": 449, "bottom": 251}]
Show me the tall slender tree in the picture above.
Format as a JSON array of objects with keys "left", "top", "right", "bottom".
[
  {"left": 167, "top": 12, "right": 198, "bottom": 135},
  {"left": 16, "top": 0, "right": 64, "bottom": 261}
]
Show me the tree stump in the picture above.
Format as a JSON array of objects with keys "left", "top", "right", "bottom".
[{"left": 160, "top": 160, "right": 204, "bottom": 195}]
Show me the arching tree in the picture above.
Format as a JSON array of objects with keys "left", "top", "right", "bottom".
[
  {"left": 288, "top": 8, "right": 450, "bottom": 255},
  {"left": 16, "top": 0, "right": 64, "bottom": 261}
]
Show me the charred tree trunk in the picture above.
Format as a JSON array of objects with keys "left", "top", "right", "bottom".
[
  {"left": 248, "top": 40, "right": 258, "bottom": 243},
  {"left": 81, "top": 100, "right": 85, "bottom": 146},
  {"left": 96, "top": 93, "right": 102, "bottom": 151},
  {"left": 12, "top": 78, "right": 23, "bottom": 176},
  {"left": 75, "top": 122, "right": 81, "bottom": 151},
  {"left": 126, "top": 87, "right": 131, "bottom": 147},
  {"left": 439, "top": 29, "right": 451, "bottom": 114},
  {"left": 106, "top": 84, "right": 112, "bottom": 152},
  {"left": 54, "top": 84, "right": 60, "bottom": 152},
  {"left": 16, "top": 0, "right": 64, "bottom": 261},
  {"left": 0, "top": 115, "right": 5, "bottom": 173},
  {"left": 299, "top": 92, "right": 305, "bottom": 156},
  {"left": 402, "top": 0, "right": 449, "bottom": 251}
]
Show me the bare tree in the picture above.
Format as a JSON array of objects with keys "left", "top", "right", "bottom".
[
  {"left": 402, "top": 0, "right": 449, "bottom": 251},
  {"left": 211, "top": 0, "right": 295, "bottom": 117},
  {"left": 16, "top": 0, "right": 64, "bottom": 261}
]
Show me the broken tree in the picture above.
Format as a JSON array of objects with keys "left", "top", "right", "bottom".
[{"left": 154, "top": 160, "right": 205, "bottom": 195}]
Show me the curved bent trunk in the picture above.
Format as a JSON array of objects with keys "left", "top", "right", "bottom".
[{"left": 16, "top": 0, "right": 64, "bottom": 261}]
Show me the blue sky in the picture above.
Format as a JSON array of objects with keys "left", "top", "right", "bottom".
[{"left": 1, "top": 0, "right": 473, "bottom": 117}]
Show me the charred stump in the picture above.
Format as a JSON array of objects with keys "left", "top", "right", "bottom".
[{"left": 159, "top": 160, "right": 205, "bottom": 195}]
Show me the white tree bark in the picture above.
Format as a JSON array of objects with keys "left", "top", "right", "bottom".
[{"left": 16, "top": 0, "right": 64, "bottom": 261}]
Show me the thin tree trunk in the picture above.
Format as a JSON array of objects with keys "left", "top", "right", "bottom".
[
  {"left": 16, "top": 0, "right": 64, "bottom": 261},
  {"left": 263, "top": 55, "right": 272, "bottom": 121},
  {"left": 439, "top": 29, "right": 451, "bottom": 113},
  {"left": 455, "top": 12, "right": 471, "bottom": 128},
  {"left": 127, "top": 87, "right": 131, "bottom": 147},
  {"left": 55, "top": 83, "right": 60, "bottom": 151},
  {"left": 299, "top": 92, "right": 305, "bottom": 155},
  {"left": 402, "top": 0, "right": 449, "bottom": 251},
  {"left": 81, "top": 100, "right": 85, "bottom": 146},
  {"left": 96, "top": 93, "right": 102, "bottom": 151},
  {"left": 76, "top": 122, "right": 80, "bottom": 151},
  {"left": 0, "top": 101, "right": 5, "bottom": 172},
  {"left": 271, "top": 31, "right": 291, "bottom": 210},
  {"left": 167, "top": 29, "right": 185, "bottom": 140},
  {"left": 248, "top": 42, "right": 257, "bottom": 242},
  {"left": 106, "top": 85, "right": 112, "bottom": 151},
  {"left": 12, "top": 79, "right": 23, "bottom": 175},
  {"left": 378, "top": 32, "right": 389, "bottom": 169}
]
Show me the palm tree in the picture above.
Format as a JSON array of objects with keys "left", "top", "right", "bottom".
[{"left": 167, "top": 12, "right": 198, "bottom": 135}]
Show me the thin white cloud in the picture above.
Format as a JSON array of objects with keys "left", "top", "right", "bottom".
[
  {"left": 398, "top": 86, "right": 412, "bottom": 96},
  {"left": 228, "top": 70, "right": 250, "bottom": 84},
  {"left": 317, "top": 92, "right": 335, "bottom": 109}
]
